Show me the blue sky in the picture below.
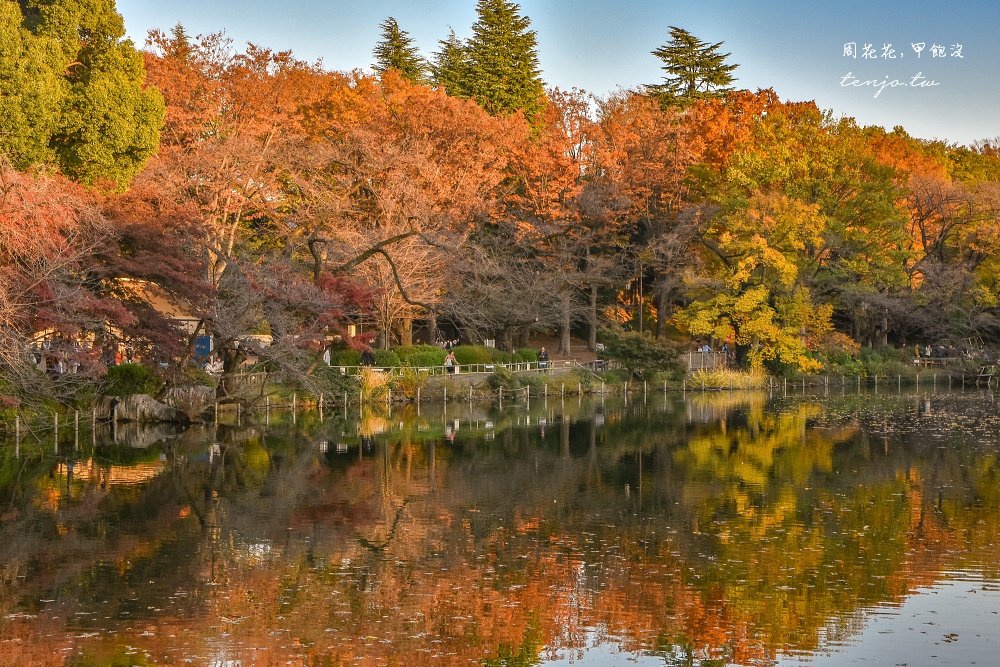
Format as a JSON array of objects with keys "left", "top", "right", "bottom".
[{"left": 116, "top": 0, "right": 1000, "bottom": 146}]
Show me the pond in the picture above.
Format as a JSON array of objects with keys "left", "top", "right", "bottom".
[{"left": 1, "top": 388, "right": 999, "bottom": 666}]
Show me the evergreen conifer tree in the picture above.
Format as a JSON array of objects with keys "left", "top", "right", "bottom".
[
  {"left": 648, "top": 26, "right": 738, "bottom": 107},
  {"left": 464, "top": 0, "right": 545, "bottom": 119},
  {"left": 431, "top": 28, "right": 470, "bottom": 98},
  {"left": 373, "top": 17, "right": 428, "bottom": 84}
]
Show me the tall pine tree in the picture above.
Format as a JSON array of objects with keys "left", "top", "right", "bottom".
[
  {"left": 648, "top": 26, "right": 738, "bottom": 108},
  {"left": 431, "top": 28, "right": 469, "bottom": 97},
  {"left": 372, "top": 17, "right": 428, "bottom": 84},
  {"left": 464, "top": 0, "right": 544, "bottom": 120}
]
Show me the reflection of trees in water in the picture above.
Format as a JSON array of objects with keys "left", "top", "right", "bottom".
[{"left": 0, "top": 395, "right": 999, "bottom": 665}]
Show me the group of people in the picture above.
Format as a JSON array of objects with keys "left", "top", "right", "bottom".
[
  {"left": 435, "top": 338, "right": 461, "bottom": 350},
  {"left": 693, "top": 339, "right": 730, "bottom": 355}
]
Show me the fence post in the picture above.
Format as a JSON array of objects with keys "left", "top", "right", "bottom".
[{"left": 15, "top": 416, "right": 19, "bottom": 457}]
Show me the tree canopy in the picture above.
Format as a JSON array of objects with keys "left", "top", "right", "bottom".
[
  {"left": 463, "top": 0, "right": 545, "bottom": 119},
  {"left": 648, "top": 26, "right": 738, "bottom": 108},
  {"left": 0, "top": 0, "right": 164, "bottom": 188},
  {"left": 372, "top": 17, "right": 428, "bottom": 84}
]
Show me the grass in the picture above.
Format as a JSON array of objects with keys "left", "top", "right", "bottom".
[{"left": 687, "top": 368, "right": 770, "bottom": 389}]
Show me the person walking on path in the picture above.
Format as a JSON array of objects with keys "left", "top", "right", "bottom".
[
  {"left": 538, "top": 346, "right": 549, "bottom": 369},
  {"left": 444, "top": 350, "right": 457, "bottom": 373}
]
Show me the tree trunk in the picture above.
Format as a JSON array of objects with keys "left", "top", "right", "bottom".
[
  {"left": 428, "top": 312, "right": 437, "bottom": 345},
  {"left": 588, "top": 284, "right": 598, "bottom": 352},
  {"left": 559, "top": 291, "right": 572, "bottom": 355},
  {"left": 656, "top": 284, "right": 670, "bottom": 338},
  {"left": 400, "top": 317, "right": 413, "bottom": 347}
]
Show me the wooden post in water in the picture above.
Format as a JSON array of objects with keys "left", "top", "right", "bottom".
[
  {"left": 578, "top": 382, "right": 582, "bottom": 396},
  {"left": 319, "top": 393, "right": 324, "bottom": 422},
  {"left": 15, "top": 416, "right": 19, "bottom": 457},
  {"left": 444, "top": 387, "right": 447, "bottom": 404},
  {"left": 292, "top": 393, "right": 297, "bottom": 413},
  {"left": 561, "top": 383, "right": 565, "bottom": 397},
  {"left": 54, "top": 413, "right": 58, "bottom": 452},
  {"left": 933, "top": 374, "right": 937, "bottom": 392}
]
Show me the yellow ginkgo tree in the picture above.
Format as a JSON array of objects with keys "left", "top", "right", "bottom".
[{"left": 679, "top": 192, "right": 833, "bottom": 372}]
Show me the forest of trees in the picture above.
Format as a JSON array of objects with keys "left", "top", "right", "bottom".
[{"left": 3, "top": 0, "right": 1000, "bottom": 406}]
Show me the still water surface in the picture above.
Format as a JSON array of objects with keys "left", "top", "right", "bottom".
[{"left": 1, "top": 389, "right": 999, "bottom": 666}]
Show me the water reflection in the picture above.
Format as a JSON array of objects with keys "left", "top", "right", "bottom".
[{"left": 0, "top": 390, "right": 999, "bottom": 666}]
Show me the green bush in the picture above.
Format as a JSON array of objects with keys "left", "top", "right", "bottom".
[
  {"left": 102, "top": 363, "right": 163, "bottom": 397},
  {"left": 487, "top": 365, "right": 515, "bottom": 390},
  {"left": 598, "top": 326, "right": 681, "bottom": 379},
  {"left": 490, "top": 349, "right": 512, "bottom": 364},
  {"left": 514, "top": 348, "right": 539, "bottom": 363},
  {"left": 374, "top": 349, "right": 401, "bottom": 367},
  {"left": 394, "top": 344, "right": 447, "bottom": 367},
  {"left": 328, "top": 348, "right": 361, "bottom": 366},
  {"left": 453, "top": 345, "right": 493, "bottom": 365},
  {"left": 315, "top": 365, "right": 359, "bottom": 397}
]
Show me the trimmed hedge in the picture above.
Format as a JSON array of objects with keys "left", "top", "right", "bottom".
[
  {"left": 452, "top": 345, "right": 493, "bottom": 365},
  {"left": 326, "top": 345, "right": 537, "bottom": 368}
]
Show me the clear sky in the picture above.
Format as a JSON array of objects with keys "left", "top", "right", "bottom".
[{"left": 116, "top": 0, "right": 1000, "bottom": 146}]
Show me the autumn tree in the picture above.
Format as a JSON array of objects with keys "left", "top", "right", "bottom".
[
  {"left": 372, "top": 17, "right": 428, "bottom": 84},
  {"left": 295, "top": 70, "right": 522, "bottom": 347},
  {"left": 648, "top": 26, "right": 738, "bottom": 108},
  {"left": 0, "top": 162, "right": 114, "bottom": 403},
  {"left": 589, "top": 92, "right": 698, "bottom": 338}
]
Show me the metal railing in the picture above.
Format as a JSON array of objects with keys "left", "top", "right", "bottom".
[
  {"left": 685, "top": 351, "right": 730, "bottom": 371},
  {"left": 330, "top": 359, "right": 578, "bottom": 377}
]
